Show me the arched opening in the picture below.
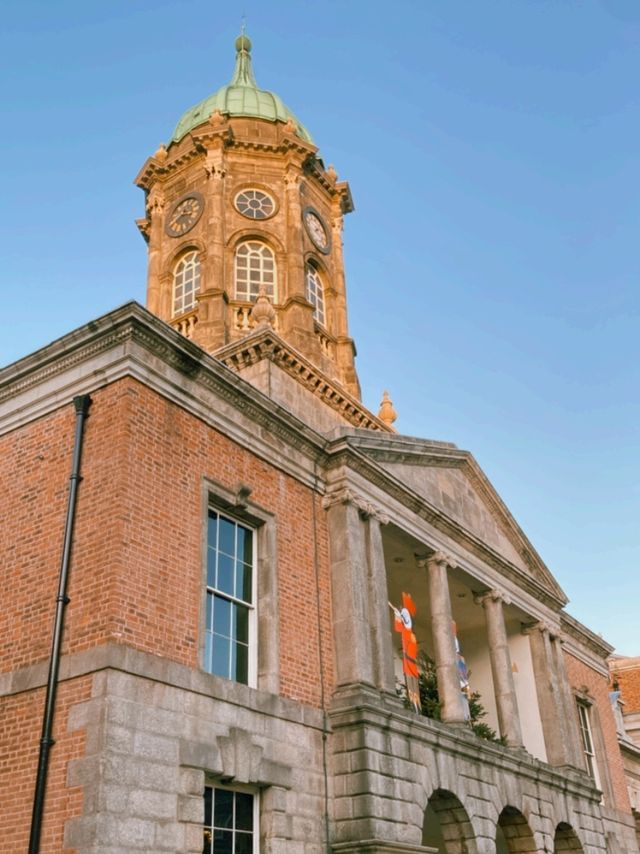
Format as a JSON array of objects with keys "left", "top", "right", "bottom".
[
  {"left": 496, "top": 806, "right": 537, "bottom": 853},
  {"left": 421, "top": 788, "right": 478, "bottom": 854},
  {"left": 234, "top": 240, "right": 277, "bottom": 302},
  {"left": 305, "top": 261, "right": 325, "bottom": 326},
  {"left": 172, "top": 250, "right": 201, "bottom": 317},
  {"left": 554, "top": 823, "right": 584, "bottom": 852}
]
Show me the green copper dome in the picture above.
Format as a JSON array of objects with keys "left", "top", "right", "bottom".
[{"left": 171, "top": 34, "right": 313, "bottom": 145}]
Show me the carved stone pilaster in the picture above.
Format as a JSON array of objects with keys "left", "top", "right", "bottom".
[{"left": 522, "top": 620, "right": 570, "bottom": 765}]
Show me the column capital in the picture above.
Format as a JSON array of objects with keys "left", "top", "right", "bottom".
[
  {"left": 474, "top": 588, "right": 511, "bottom": 607},
  {"left": 415, "top": 550, "right": 457, "bottom": 571},
  {"left": 322, "top": 486, "right": 389, "bottom": 525},
  {"left": 521, "top": 619, "right": 559, "bottom": 637}
]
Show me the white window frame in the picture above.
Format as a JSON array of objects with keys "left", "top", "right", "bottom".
[
  {"left": 204, "top": 508, "right": 258, "bottom": 688},
  {"left": 203, "top": 783, "right": 259, "bottom": 854},
  {"left": 172, "top": 250, "right": 201, "bottom": 317},
  {"left": 577, "top": 700, "right": 602, "bottom": 789},
  {"left": 234, "top": 240, "right": 277, "bottom": 302},
  {"left": 305, "top": 263, "right": 326, "bottom": 326}
]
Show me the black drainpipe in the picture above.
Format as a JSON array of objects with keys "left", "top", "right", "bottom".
[{"left": 29, "top": 394, "right": 91, "bottom": 854}]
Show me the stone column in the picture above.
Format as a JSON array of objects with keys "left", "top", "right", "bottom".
[
  {"left": 475, "top": 590, "right": 523, "bottom": 747},
  {"left": 364, "top": 512, "right": 396, "bottom": 695},
  {"left": 524, "top": 621, "right": 569, "bottom": 765},
  {"left": 418, "top": 552, "right": 467, "bottom": 724},
  {"left": 195, "top": 144, "right": 228, "bottom": 352},
  {"left": 551, "top": 633, "right": 584, "bottom": 770},
  {"left": 145, "top": 188, "right": 165, "bottom": 317},
  {"left": 330, "top": 206, "right": 360, "bottom": 399},
  {"left": 324, "top": 487, "right": 396, "bottom": 693},
  {"left": 323, "top": 489, "right": 375, "bottom": 688}
]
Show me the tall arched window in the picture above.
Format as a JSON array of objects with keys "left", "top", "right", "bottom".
[
  {"left": 305, "top": 263, "right": 325, "bottom": 326},
  {"left": 173, "top": 251, "right": 201, "bottom": 317},
  {"left": 235, "top": 241, "right": 276, "bottom": 302}
]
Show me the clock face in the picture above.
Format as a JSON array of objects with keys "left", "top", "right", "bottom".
[
  {"left": 165, "top": 192, "right": 204, "bottom": 237},
  {"left": 303, "top": 207, "right": 331, "bottom": 254}
]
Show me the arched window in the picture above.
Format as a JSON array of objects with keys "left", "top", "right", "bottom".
[
  {"left": 235, "top": 241, "right": 276, "bottom": 302},
  {"left": 173, "top": 251, "right": 201, "bottom": 317},
  {"left": 305, "top": 263, "right": 325, "bottom": 326}
]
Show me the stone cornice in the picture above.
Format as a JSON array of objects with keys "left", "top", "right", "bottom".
[
  {"left": 214, "top": 328, "right": 393, "bottom": 434},
  {"left": 0, "top": 302, "right": 333, "bottom": 489},
  {"left": 329, "top": 432, "right": 568, "bottom": 606},
  {"left": 561, "top": 611, "right": 614, "bottom": 663},
  {"left": 324, "top": 438, "right": 567, "bottom": 611}
]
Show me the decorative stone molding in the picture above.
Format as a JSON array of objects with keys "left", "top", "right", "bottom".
[
  {"left": 322, "top": 486, "right": 389, "bottom": 524},
  {"left": 474, "top": 588, "right": 512, "bottom": 607},
  {"left": 215, "top": 328, "right": 393, "bottom": 433},
  {"left": 415, "top": 550, "right": 457, "bottom": 571}
]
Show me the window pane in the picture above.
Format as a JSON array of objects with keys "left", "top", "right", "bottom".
[
  {"left": 235, "top": 642, "right": 248, "bottom": 684},
  {"left": 214, "top": 788, "right": 234, "bottom": 829},
  {"left": 235, "top": 793, "right": 253, "bottom": 832},
  {"left": 206, "top": 593, "right": 213, "bottom": 630},
  {"left": 236, "top": 526, "right": 252, "bottom": 565},
  {"left": 204, "top": 630, "right": 213, "bottom": 673},
  {"left": 218, "top": 518, "right": 235, "bottom": 556},
  {"left": 208, "top": 513, "right": 218, "bottom": 549},
  {"left": 207, "top": 548, "right": 216, "bottom": 588},
  {"left": 235, "top": 604, "right": 249, "bottom": 645},
  {"left": 204, "top": 786, "right": 213, "bottom": 827},
  {"left": 235, "top": 833, "right": 252, "bottom": 854},
  {"left": 212, "top": 635, "right": 230, "bottom": 678},
  {"left": 236, "top": 562, "right": 252, "bottom": 603},
  {"left": 213, "top": 830, "right": 233, "bottom": 854},
  {"left": 203, "top": 829, "right": 213, "bottom": 854},
  {"left": 213, "top": 596, "right": 231, "bottom": 637},
  {"left": 217, "top": 553, "right": 234, "bottom": 596}
]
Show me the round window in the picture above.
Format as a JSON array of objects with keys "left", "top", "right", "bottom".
[{"left": 235, "top": 189, "right": 276, "bottom": 220}]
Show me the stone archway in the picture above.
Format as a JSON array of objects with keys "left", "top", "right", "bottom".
[
  {"left": 496, "top": 805, "right": 537, "bottom": 853},
  {"left": 422, "top": 788, "right": 479, "bottom": 854},
  {"left": 554, "top": 822, "right": 584, "bottom": 852}
]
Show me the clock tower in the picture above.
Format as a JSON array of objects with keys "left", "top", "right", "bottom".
[{"left": 135, "top": 33, "right": 362, "bottom": 401}]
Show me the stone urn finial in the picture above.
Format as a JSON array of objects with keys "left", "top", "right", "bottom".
[
  {"left": 154, "top": 143, "right": 168, "bottom": 162},
  {"left": 327, "top": 164, "right": 338, "bottom": 183},
  {"left": 251, "top": 288, "right": 276, "bottom": 329},
  {"left": 378, "top": 390, "right": 397, "bottom": 426}
]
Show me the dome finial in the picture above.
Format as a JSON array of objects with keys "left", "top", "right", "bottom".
[
  {"left": 235, "top": 15, "right": 252, "bottom": 57},
  {"left": 232, "top": 22, "right": 256, "bottom": 87}
]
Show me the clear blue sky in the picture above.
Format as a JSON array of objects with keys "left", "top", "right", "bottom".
[{"left": 1, "top": 1, "right": 638, "bottom": 652}]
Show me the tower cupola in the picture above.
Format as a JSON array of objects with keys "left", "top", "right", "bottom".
[
  {"left": 135, "top": 33, "right": 361, "bottom": 401},
  {"left": 171, "top": 35, "right": 313, "bottom": 145}
]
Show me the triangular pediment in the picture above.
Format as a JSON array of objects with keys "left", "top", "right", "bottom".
[
  {"left": 337, "top": 432, "right": 567, "bottom": 606},
  {"left": 214, "top": 328, "right": 393, "bottom": 434}
]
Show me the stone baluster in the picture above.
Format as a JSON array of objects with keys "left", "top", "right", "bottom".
[
  {"left": 417, "top": 552, "right": 468, "bottom": 724},
  {"left": 475, "top": 589, "right": 524, "bottom": 747}
]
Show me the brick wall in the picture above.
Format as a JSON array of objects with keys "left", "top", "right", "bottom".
[
  {"left": 1, "top": 377, "right": 334, "bottom": 706},
  {"left": 0, "top": 675, "right": 92, "bottom": 853},
  {"left": 611, "top": 657, "right": 640, "bottom": 714},
  {"left": 565, "top": 651, "right": 631, "bottom": 813}
]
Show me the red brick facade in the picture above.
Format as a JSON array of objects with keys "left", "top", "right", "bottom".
[
  {"left": 0, "top": 377, "right": 334, "bottom": 849},
  {"left": 611, "top": 657, "right": 640, "bottom": 715},
  {"left": 565, "top": 651, "right": 631, "bottom": 811}
]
